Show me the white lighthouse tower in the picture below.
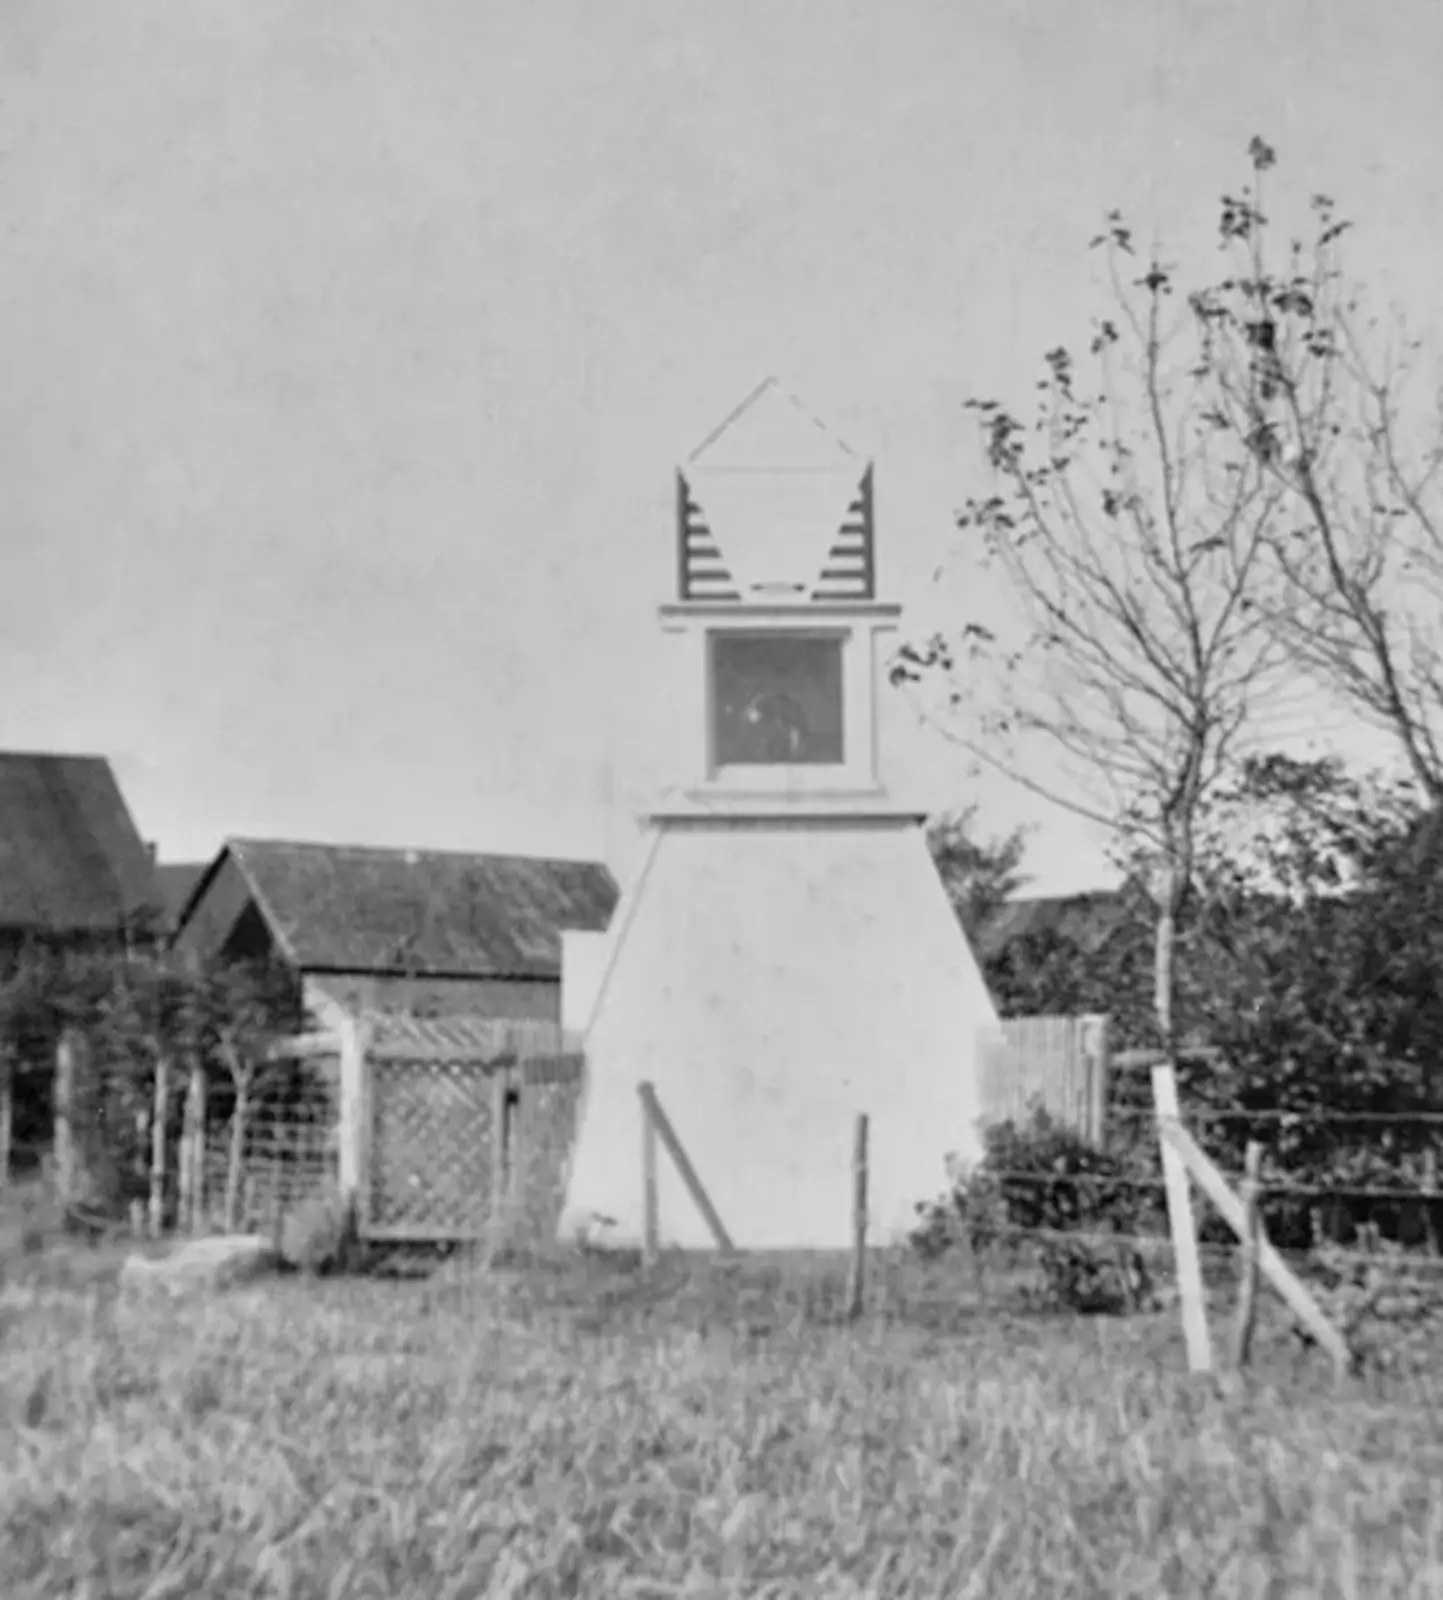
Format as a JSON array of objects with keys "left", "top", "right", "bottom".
[{"left": 557, "top": 379, "right": 999, "bottom": 1252}]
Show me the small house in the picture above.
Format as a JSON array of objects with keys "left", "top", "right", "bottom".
[
  {"left": 153, "top": 861, "right": 209, "bottom": 938},
  {"left": 170, "top": 838, "right": 618, "bottom": 1028},
  {"left": 0, "top": 750, "right": 162, "bottom": 955}
]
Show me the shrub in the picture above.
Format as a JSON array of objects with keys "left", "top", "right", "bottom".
[
  {"left": 912, "top": 1106, "right": 1168, "bottom": 1313},
  {"left": 1028, "top": 1236, "right": 1161, "bottom": 1315},
  {"left": 917, "top": 1106, "right": 1165, "bottom": 1246}
]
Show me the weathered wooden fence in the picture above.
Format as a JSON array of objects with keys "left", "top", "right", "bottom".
[{"left": 977, "top": 1012, "right": 1111, "bottom": 1144}]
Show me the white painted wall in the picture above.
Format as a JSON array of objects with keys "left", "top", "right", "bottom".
[
  {"left": 301, "top": 977, "right": 351, "bottom": 1034},
  {"left": 561, "top": 929, "right": 610, "bottom": 1039},
  {"left": 557, "top": 816, "right": 998, "bottom": 1252}
]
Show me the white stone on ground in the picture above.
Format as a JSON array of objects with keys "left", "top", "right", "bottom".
[{"left": 118, "top": 1234, "right": 279, "bottom": 1298}]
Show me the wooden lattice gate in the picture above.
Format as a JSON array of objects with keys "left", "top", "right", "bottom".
[
  {"left": 367, "top": 1055, "right": 495, "bottom": 1238},
  {"left": 354, "top": 1015, "right": 585, "bottom": 1245}
]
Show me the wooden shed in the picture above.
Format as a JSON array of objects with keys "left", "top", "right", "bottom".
[
  {"left": 152, "top": 860, "right": 209, "bottom": 938},
  {"left": 170, "top": 838, "right": 618, "bottom": 1027}
]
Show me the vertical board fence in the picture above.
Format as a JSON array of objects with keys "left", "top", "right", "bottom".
[{"left": 977, "top": 1013, "right": 1111, "bottom": 1143}]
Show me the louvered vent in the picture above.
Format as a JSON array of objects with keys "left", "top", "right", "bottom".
[
  {"left": 676, "top": 471, "right": 742, "bottom": 602},
  {"left": 675, "top": 464, "right": 875, "bottom": 603},
  {"left": 811, "top": 465, "right": 875, "bottom": 602}
]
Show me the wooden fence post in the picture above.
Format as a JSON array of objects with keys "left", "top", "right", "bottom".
[
  {"left": 489, "top": 1067, "right": 511, "bottom": 1257},
  {"left": 1423, "top": 1147, "right": 1439, "bottom": 1256},
  {"left": 1156, "top": 1098, "right": 1353, "bottom": 1378},
  {"left": 845, "top": 1113, "right": 869, "bottom": 1322},
  {"left": 291, "top": 1110, "right": 306, "bottom": 1208},
  {"left": 1230, "top": 1141, "right": 1264, "bottom": 1371},
  {"left": 225, "top": 1087, "right": 250, "bottom": 1234},
  {"left": 1089, "top": 1014, "right": 1111, "bottom": 1148},
  {"left": 1152, "top": 1064, "right": 1213, "bottom": 1374},
  {"left": 134, "top": 1108, "right": 149, "bottom": 1214},
  {"left": 149, "top": 1057, "right": 170, "bottom": 1238},
  {"left": 189, "top": 1062, "right": 207, "bottom": 1234},
  {"left": 177, "top": 1061, "right": 199, "bottom": 1234},
  {"left": 176, "top": 1105, "right": 191, "bottom": 1231},
  {"left": 0, "top": 1047, "right": 12, "bottom": 1191},
  {"left": 638, "top": 1082, "right": 734, "bottom": 1253},
  {"left": 641, "top": 1084, "right": 659, "bottom": 1267},
  {"left": 336, "top": 1017, "right": 363, "bottom": 1222},
  {"left": 53, "top": 1029, "right": 78, "bottom": 1212},
  {"left": 270, "top": 1124, "right": 287, "bottom": 1252}
]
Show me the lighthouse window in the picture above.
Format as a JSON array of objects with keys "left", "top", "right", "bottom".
[{"left": 711, "top": 633, "right": 845, "bottom": 767}]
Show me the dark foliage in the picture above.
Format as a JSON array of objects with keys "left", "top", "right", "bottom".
[
  {"left": 970, "top": 753, "right": 1443, "bottom": 1252},
  {"left": 0, "top": 942, "right": 304, "bottom": 1213},
  {"left": 912, "top": 1107, "right": 1168, "bottom": 1313},
  {"left": 913, "top": 1108, "right": 1164, "bottom": 1252},
  {"left": 926, "top": 804, "right": 1031, "bottom": 945}
]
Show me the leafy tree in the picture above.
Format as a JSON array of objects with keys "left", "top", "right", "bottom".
[
  {"left": 1189, "top": 138, "right": 1443, "bottom": 800},
  {"left": 924, "top": 807, "right": 1169, "bottom": 1043},
  {"left": 1189, "top": 753, "right": 1438, "bottom": 1096},
  {"left": 87, "top": 950, "right": 213, "bottom": 1218},
  {"left": 894, "top": 140, "right": 1295, "bottom": 1065},
  {"left": 0, "top": 943, "right": 121, "bottom": 1190},
  {"left": 1193, "top": 760, "right": 1441, "bottom": 1059},
  {"left": 0, "top": 945, "right": 63, "bottom": 1176},
  {"left": 0, "top": 939, "right": 305, "bottom": 1224},
  {"left": 925, "top": 749, "right": 1443, "bottom": 1255},
  {"left": 982, "top": 902, "right": 1156, "bottom": 1044},
  {"left": 1155, "top": 752, "right": 1443, "bottom": 1244}
]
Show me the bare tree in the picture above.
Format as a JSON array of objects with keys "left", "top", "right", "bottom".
[
  {"left": 1188, "top": 137, "right": 1443, "bottom": 801},
  {"left": 895, "top": 169, "right": 1290, "bottom": 1060}
]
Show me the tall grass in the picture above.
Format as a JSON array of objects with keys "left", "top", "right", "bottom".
[{"left": 2, "top": 1237, "right": 1441, "bottom": 1597}]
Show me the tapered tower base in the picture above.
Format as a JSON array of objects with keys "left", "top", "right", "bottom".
[{"left": 557, "top": 811, "right": 999, "bottom": 1252}]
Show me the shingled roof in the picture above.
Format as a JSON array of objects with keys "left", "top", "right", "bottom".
[
  {"left": 180, "top": 838, "right": 619, "bottom": 978},
  {"left": 0, "top": 751, "right": 160, "bottom": 935},
  {"left": 153, "top": 861, "right": 209, "bottom": 932}
]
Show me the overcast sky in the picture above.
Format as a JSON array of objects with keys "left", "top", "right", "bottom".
[{"left": 2, "top": 1, "right": 1435, "bottom": 893}]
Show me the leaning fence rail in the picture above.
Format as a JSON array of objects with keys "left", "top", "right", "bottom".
[
  {"left": 1152, "top": 1063, "right": 1354, "bottom": 1378},
  {"left": 951, "top": 1067, "right": 1442, "bottom": 1380},
  {"left": 636, "top": 1080, "right": 736, "bottom": 1259}
]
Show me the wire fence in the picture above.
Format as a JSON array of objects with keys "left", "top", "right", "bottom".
[
  {"left": 191, "top": 1080, "right": 338, "bottom": 1234},
  {"left": 945, "top": 1046, "right": 1443, "bottom": 1296},
  {"left": 6, "top": 1024, "right": 1443, "bottom": 1311},
  {"left": 1, "top": 1034, "right": 339, "bottom": 1237}
]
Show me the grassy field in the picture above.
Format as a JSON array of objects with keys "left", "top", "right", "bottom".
[{"left": 2, "top": 1231, "right": 1442, "bottom": 1599}]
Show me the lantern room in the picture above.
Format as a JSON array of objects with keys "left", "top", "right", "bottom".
[{"left": 659, "top": 378, "right": 901, "bottom": 808}]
